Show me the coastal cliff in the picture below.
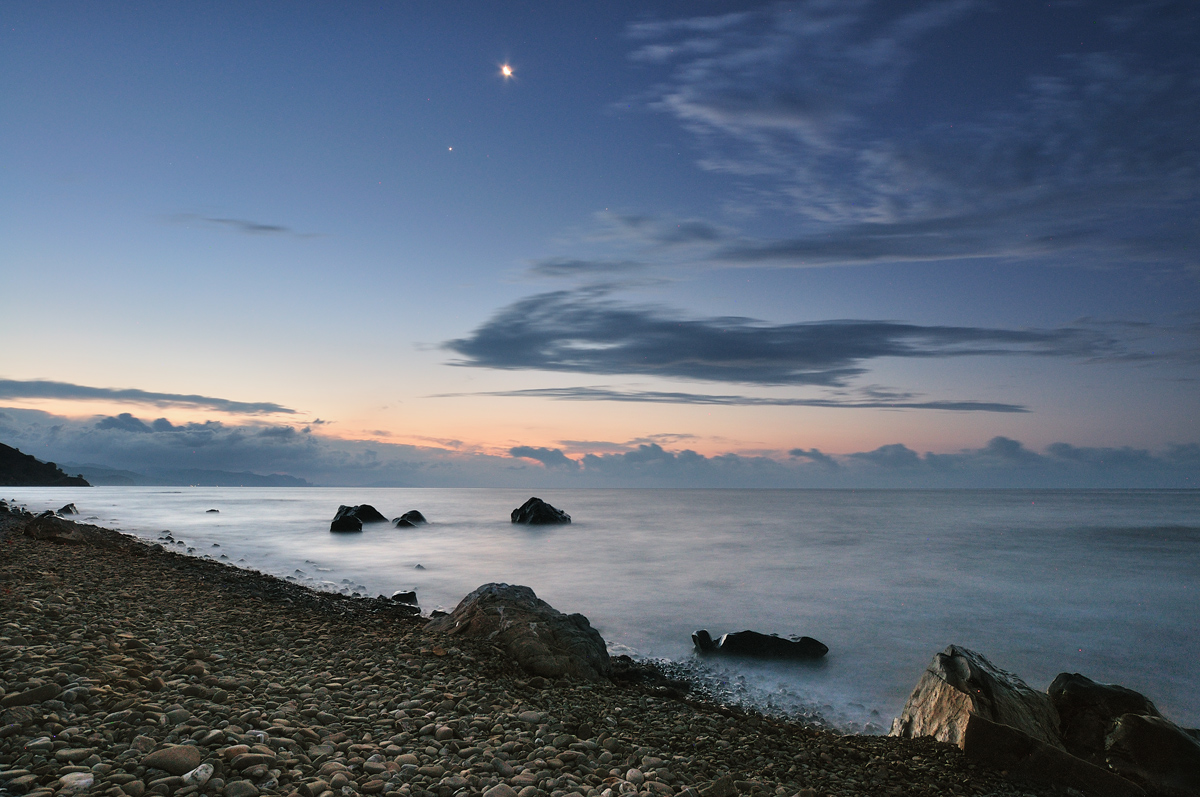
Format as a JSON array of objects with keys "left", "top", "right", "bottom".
[{"left": 0, "top": 443, "right": 90, "bottom": 487}]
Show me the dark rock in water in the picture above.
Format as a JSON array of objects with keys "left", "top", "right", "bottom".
[
  {"left": 391, "top": 590, "right": 418, "bottom": 605},
  {"left": 348, "top": 504, "right": 388, "bottom": 523},
  {"left": 330, "top": 504, "right": 387, "bottom": 530},
  {"left": 206, "top": 509, "right": 220, "bottom": 513},
  {"left": 890, "top": 645, "right": 1062, "bottom": 749},
  {"left": 58, "top": 503, "right": 78, "bottom": 515},
  {"left": 511, "top": 497, "right": 571, "bottom": 525},
  {"left": 692, "top": 629, "right": 827, "bottom": 660},
  {"left": 1105, "top": 713, "right": 1200, "bottom": 797},
  {"left": 963, "top": 714, "right": 1144, "bottom": 797},
  {"left": 393, "top": 510, "right": 427, "bottom": 527},
  {"left": 329, "top": 507, "right": 363, "bottom": 533},
  {"left": 414, "top": 563, "right": 425, "bottom": 570},
  {"left": 1050, "top": 672, "right": 1164, "bottom": 765},
  {"left": 428, "top": 582, "right": 608, "bottom": 680}
]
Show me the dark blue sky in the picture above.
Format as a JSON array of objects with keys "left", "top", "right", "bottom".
[{"left": 2, "top": 1, "right": 1197, "bottom": 486}]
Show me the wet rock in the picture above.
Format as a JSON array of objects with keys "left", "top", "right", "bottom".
[
  {"left": 1105, "top": 713, "right": 1200, "bottom": 796},
  {"left": 962, "top": 714, "right": 1143, "bottom": 797},
  {"left": 510, "top": 497, "right": 571, "bottom": 525},
  {"left": 59, "top": 503, "right": 79, "bottom": 515},
  {"left": 206, "top": 509, "right": 220, "bottom": 514},
  {"left": 392, "top": 510, "right": 427, "bottom": 527},
  {"left": 692, "top": 629, "right": 827, "bottom": 660},
  {"left": 329, "top": 507, "right": 362, "bottom": 533},
  {"left": 1049, "top": 672, "right": 1163, "bottom": 764},
  {"left": 142, "top": 745, "right": 203, "bottom": 775},
  {"left": 224, "top": 781, "right": 259, "bottom": 797},
  {"left": 427, "top": 583, "right": 608, "bottom": 680},
  {"left": 390, "top": 590, "right": 417, "bottom": 605},
  {"left": 890, "top": 644, "right": 1062, "bottom": 749},
  {"left": 58, "top": 772, "right": 94, "bottom": 794},
  {"left": 22, "top": 514, "right": 88, "bottom": 544}
]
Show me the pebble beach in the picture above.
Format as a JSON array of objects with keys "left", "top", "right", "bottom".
[{"left": 0, "top": 509, "right": 1054, "bottom": 797}]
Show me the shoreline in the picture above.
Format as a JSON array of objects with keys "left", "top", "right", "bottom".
[{"left": 0, "top": 507, "right": 1050, "bottom": 797}]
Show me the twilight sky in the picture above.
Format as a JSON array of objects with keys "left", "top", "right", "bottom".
[{"left": 2, "top": 1, "right": 1198, "bottom": 487}]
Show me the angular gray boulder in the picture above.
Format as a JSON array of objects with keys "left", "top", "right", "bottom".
[
  {"left": 427, "top": 583, "right": 608, "bottom": 680},
  {"left": 890, "top": 645, "right": 1062, "bottom": 749}
]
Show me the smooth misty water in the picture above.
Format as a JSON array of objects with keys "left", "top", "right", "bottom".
[{"left": 6, "top": 487, "right": 1198, "bottom": 732}]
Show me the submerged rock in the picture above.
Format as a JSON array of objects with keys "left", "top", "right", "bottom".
[
  {"left": 692, "top": 629, "right": 828, "bottom": 660},
  {"left": 890, "top": 645, "right": 1062, "bottom": 749},
  {"left": 205, "top": 509, "right": 219, "bottom": 513},
  {"left": 393, "top": 510, "right": 427, "bottom": 527},
  {"left": 427, "top": 582, "right": 608, "bottom": 680},
  {"left": 510, "top": 497, "right": 571, "bottom": 525}
]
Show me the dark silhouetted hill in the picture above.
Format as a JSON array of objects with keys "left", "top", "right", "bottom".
[
  {"left": 63, "top": 463, "right": 312, "bottom": 487},
  {"left": 0, "top": 442, "right": 91, "bottom": 486}
]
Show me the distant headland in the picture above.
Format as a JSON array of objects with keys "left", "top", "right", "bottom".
[{"left": 0, "top": 441, "right": 90, "bottom": 486}]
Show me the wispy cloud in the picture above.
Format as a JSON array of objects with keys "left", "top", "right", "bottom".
[
  {"left": 442, "top": 289, "right": 1120, "bottom": 388},
  {"left": 169, "top": 213, "right": 322, "bottom": 238},
  {"left": 0, "top": 379, "right": 297, "bottom": 415},
  {"left": 618, "top": 1, "right": 1200, "bottom": 270}
]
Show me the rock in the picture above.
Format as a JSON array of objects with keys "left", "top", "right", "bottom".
[
  {"left": 890, "top": 645, "right": 1063, "bottom": 749},
  {"left": 142, "top": 745, "right": 203, "bottom": 775},
  {"left": 427, "top": 583, "right": 609, "bottom": 680},
  {"left": 698, "top": 775, "right": 736, "bottom": 797},
  {"left": 0, "top": 682, "right": 60, "bottom": 708},
  {"left": 330, "top": 507, "right": 362, "bottom": 533},
  {"left": 1049, "top": 672, "right": 1164, "bottom": 764},
  {"left": 22, "top": 514, "right": 88, "bottom": 544},
  {"left": 206, "top": 509, "right": 220, "bottom": 513},
  {"left": 57, "top": 772, "right": 94, "bottom": 793},
  {"left": 393, "top": 510, "right": 427, "bottom": 527},
  {"left": 510, "top": 497, "right": 571, "bottom": 525},
  {"left": 59, "top": 503, "right": 78, "bottom": 515},
  {"left": 1105, "top": 713, "right": 1200, "bottom": 796},
  {"left": 331, "top": 504, "right": 387, "bottom": 530},
  {"left": 224, "top": 781, "right": 259, "bottom": 797},
  {"left": 390, "top": 590, "right": 418, "bottom": 605},
  {"left": 691, "top": 629, "right": 827, "bottom": 660},
  {"left": 962, "top": 714, "right": 1143, "bottom": 797},
  {"left": 483, "top": 785, "right": 518, "bottom": 797}
]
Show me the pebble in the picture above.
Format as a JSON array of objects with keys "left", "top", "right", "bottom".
[{"left": 0, "top": 506, "right": 1054, "bottom": 797}]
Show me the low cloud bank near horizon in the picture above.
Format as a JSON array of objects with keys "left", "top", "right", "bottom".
[{"left": 1, "top": 406, "right": 1196, "bottom": 489}]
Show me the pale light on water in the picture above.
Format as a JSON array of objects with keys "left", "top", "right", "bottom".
[{"left": 6, "top": 487, "right": 1198, "bottom": 732}]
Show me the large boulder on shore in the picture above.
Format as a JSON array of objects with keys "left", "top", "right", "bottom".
[
  {"left": 427, "top": 583, "right": 608, "bottom": 680},
  {"left": 511, "top": 497, "right": 571, "bottom": 525},
  {"left": 1105, "top": 713, "right": 1200, "bottom": 797},
  {"left": 693, "top": 629, "right": 827, "bottom": 660},
  {"left": 23, "top": 514, "right": 88, "bottom": 544},
  {"left": 1050, "top": 672, "right": 1164, "bottom": 765},
  {"left": 890, "top": 645, "right": 1063, "bottom": 749}
]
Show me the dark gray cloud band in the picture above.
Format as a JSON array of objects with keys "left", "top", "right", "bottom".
[
  {"left": 444, "top": 290, "right": 1116, "bottom": 387},
  {"left": 0, "top": 379, "right": 296, "bottom": 415},
  {"left": 454, "top": 386, "right": 1027, "bottom": 413}
]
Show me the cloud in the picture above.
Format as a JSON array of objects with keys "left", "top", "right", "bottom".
[
  {"left": 509, "top": 446, "right": 581, "bottom": 470},
  {"left": 443, "top": 289, "right": 1118, "bottom": 387},
  {"left": 0, "top": 379, "right": 297, "bottom": 415},
  {"left": 170, "top": 214, "right": 320, "bottom": 238},
  {"left": 622, "top": 2, "right": 1200, "bottom": 270},
  {"left": 1, "top": 407, "right": 1196, "bottom": 488},
  {"left": 453, "top": 386, "right": 1028, "bottom": 413},
  {"left": 527, "top": 257, "right": 649, "bottom": 279},
  {"left": 788, "top": 447, "right": 839, "bottom": 468}
]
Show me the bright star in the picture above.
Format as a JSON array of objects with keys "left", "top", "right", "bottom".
[{"left": 500, "top": 64, "right": 513, "bottom": 79}]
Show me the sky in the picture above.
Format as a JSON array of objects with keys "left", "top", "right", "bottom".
[{"left": 2, "top": 0, "right": 1198, "bottom": 487}]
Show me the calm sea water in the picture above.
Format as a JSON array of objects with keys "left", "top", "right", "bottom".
[{"left": 6, "top": 487, "right": 1198, "bottom": 732}]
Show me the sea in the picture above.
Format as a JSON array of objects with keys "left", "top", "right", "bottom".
[{"left": 5, "top": 487, "right": 1198, "bottom": 733}]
